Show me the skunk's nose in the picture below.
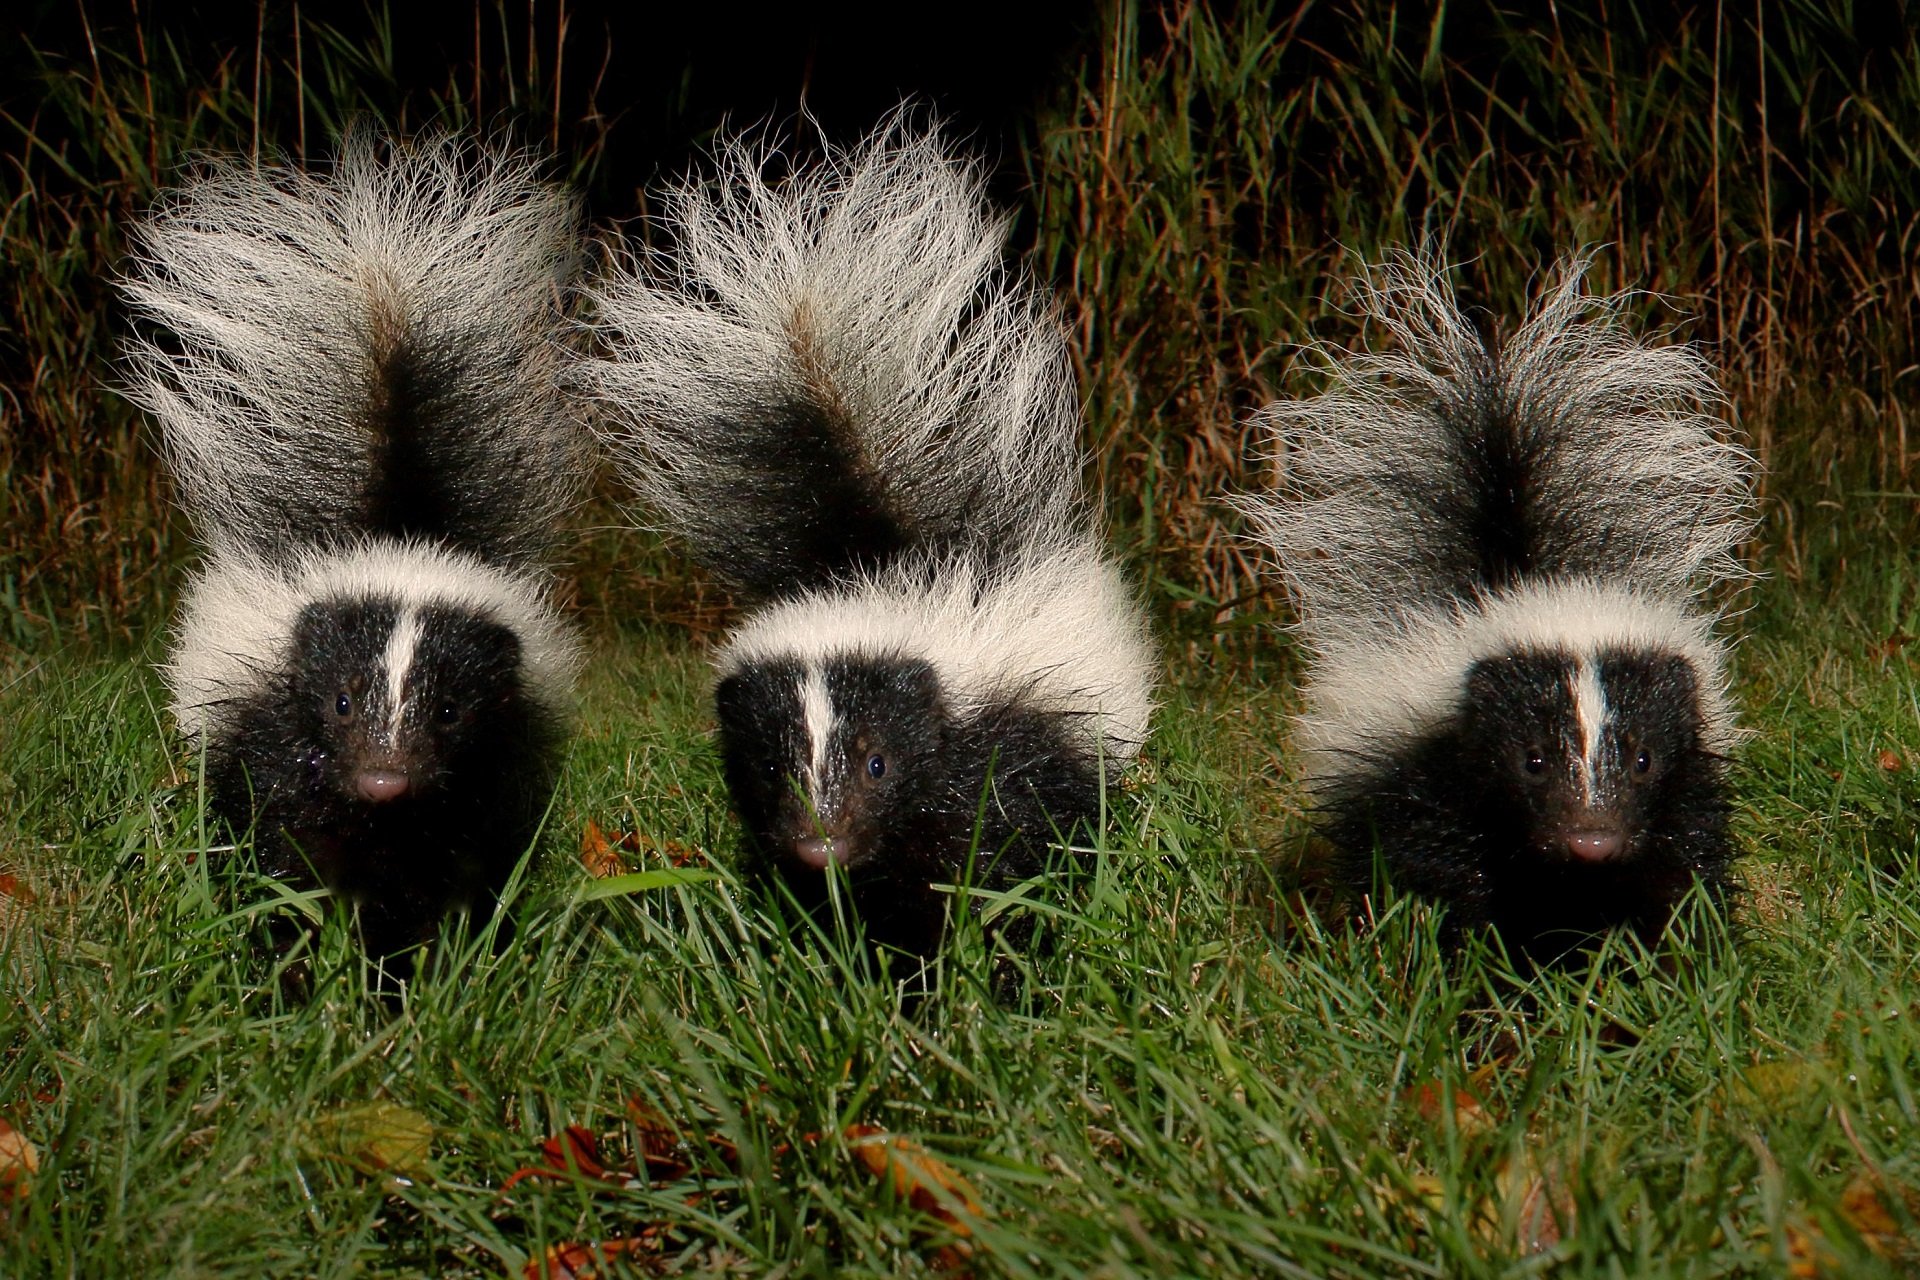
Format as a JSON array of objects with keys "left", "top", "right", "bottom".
[
  {"left": 1565, "top": 828, "right": 1624, "bottom": 863},
  {"left": 790, "top": 836, "right": 851, "bottom": 869},
  {"left": 356, "top": 770, "right": 411, "bottom": 803}
]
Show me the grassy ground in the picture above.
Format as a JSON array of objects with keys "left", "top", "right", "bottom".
[{"left": 2, "top": 465, "right": 1917, "bottom": 1278}]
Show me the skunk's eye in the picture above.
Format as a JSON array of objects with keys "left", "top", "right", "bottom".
[
  {"left": 334, "top": 691, "right": 352, "bottom": 719},
  {"left": 866, "top": 753, "right": 887, "bottom": 780},
  {"left": 436, "top": 702, "right": 459, "bottom": 725},
  {"left": 1523, "top": 752, "right": 1546, "bottom": 776},
  {"left": 1633, "top": 748, "right": 1653, "bottom": 776}
]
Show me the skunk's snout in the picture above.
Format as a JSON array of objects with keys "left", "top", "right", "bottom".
[
  {"left": 790, "top": 835, "right": 850, "bottom": 869},
  {"left": 782, "top": 792, "right": 866, "bottom": 871},
  {"left": 1562, "top": 824, "right": 1625, "bottom": 863},
  {"left": 356, "top": 769, "right": 411, "bottom": 803}
]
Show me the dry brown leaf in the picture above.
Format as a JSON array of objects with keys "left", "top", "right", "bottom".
[
  {"left": 304, "top": 1102, "right": 432, "bottom": 1177},
  {"left": 580, "top": 820, "right": 629, "bottom": 880},
  {"left": 0, "top": 873, "right": 31, "bottom": 936},
  {"left": 1492, "top": 1152, "right": 1572, "bottom": 1255},
  {"left": 635, "top": 832, "right": 709, "bottom": 869},
  {"left": 1784, "top": 1173, "right": 1916, "bottom": 1275},
  {"left": 525, "top": 1237, "right": 658, "bottom": 1280},
  {"left": 626, "top": 1099, "right": 743, "bottom": 1182},
  {"left": 540, "top": 1126, "right": 610, "bottom": 1180},
  {"left": 625, "top": 1101, "right": 694, "bottom": 1182},
  {"left": 0, "top": 1117, "right": 38, "bottom": 1201},
  {"left": 502, "top": 1125, "right": 650, "bottom": 1194},
  {"left": 1385, "top": 1151, "right": 1572, "bottom": 1256},
  {"left": 506, "top": 1103, "right": 768, "bottom": 1198},
  {"left": 1837, "top": 1174, "right": 1904, "bottom": 1247},
  {"left": 845, "top": 1122, "right": 984, "bottom": 1269},
  {"left": 1869, "top": 632, "right": 1913, "bottom": 662},
  {"left": 1784, "top": 1220, "right": 1825, "bottom": 1278},
  {"left": 630, "top": 1097, "right": 748, "bottom": 1173},
  {"left": 582, "top": 823, "right": 712, "bottom": 875},
  {"left": 1406, "top": 1078, "right": 1495, "bottom": 1140}
]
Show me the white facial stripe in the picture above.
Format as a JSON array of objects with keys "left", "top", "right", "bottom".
[
  {"left": 799, "top": 667, "right": 833, "bottom": 799},
  {"left": 382, "top": 606, "right": 424, "bottom": 738},
  {"left": 1571, "top": 657, "right": 1608, "bottom": 802}
]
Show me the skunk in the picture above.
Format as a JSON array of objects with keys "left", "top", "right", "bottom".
[
  {"left": 579, "top": 120, "right": 1156, "bottom": 958},
  {"left": 121, "top": 132, "right": 586, "bottom": 956},
  {"left": 1238, "top": 255, "right": 1756, "bottom": 952}
]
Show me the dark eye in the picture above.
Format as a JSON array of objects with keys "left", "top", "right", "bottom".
[
  {"left": 867, "top": 753, "right": 887, "bottom": 779},
  {"left": 334, "top": 691, "right": 352, "bottom": 719},
  {"left": 1633, "top": 748, "right": 1653, "bottom": 776},
  {"left": 436, "top": 702, "right": 459, "bottom": 725},
  {"left": 1523, "top": 752, "right": 1546, "bottom": 776}
]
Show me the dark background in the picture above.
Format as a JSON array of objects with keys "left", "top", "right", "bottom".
[{"left": 7, "top": 0, "right": 1101, "bottom": 215}]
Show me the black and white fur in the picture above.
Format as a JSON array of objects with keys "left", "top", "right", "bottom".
[
  {"left": 121, "top": 132, "right": 585, "bottom": 956},
  {"left": 1239, "top": 255, "right": 1756, "bottom": 952},
  {"left": 580, "top": 120, "right": 1155, "bottom": 957}
]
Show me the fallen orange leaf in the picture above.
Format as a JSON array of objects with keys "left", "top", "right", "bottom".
[
  {"left": 582, "top": 823, "right": 711, "bottom": 876},
  {"left": 1778, "top": 1172, "right": 1918, "bottom": 1275},
  {"left": 1494, "top": 1151, "right": 1572, "bottom": 1255},
  {"left": 580, "top": 820, "right": 629, "bottom": 880},
  {"left": 501, "top": 1125, "right": 641, "bottom": 1193},
  {"left": 0, "top": 1117, "right": 38, "bottom": 1201},
  {"left": 844, "top": 1123, "right": 985, "bottom": 1245},
  {"left": 1405, "top": 1078, "right": 1495, "bottom": 1140},
  {"left": 0, "top": 873, "right": 31, "bottom": 936},
  {"left": 625, "top": 1100, "right": 702, "bottom": 1181},
  {"left": 545, "top": 1125, "right": 610, "bottom": 1180},
  {"left": 525, "top": 1237, "right": 655, "bottom": 1280},
  {"left": 1837, "top": 1173, "right": 1902, "bottom": 1246}
]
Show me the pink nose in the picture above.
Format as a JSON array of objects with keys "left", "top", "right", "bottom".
[
  {"left": 1565, "top": 829, "right": 1624, "bottom": 863},
  {"left": 790, "top": 836, "right": 849, "bottom": 870},
  {"left": 356, "top": 770, "right": 411, "bottom": 803}
]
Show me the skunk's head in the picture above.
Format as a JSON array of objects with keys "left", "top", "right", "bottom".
[
  {"left": 289, "top": 598, "right": 531, "bottom": 806},
  {"left": 1461, "top": 646, "right": 1710, "bottom": 868},
  {"left": 715, "top": 654, "right": 949, "bottom": 875}
]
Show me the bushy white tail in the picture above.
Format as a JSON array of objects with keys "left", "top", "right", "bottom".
[
  {"left": 1239, "top": 253, "right": 1756, "bottom": 638},
  {"left": 578, "top": 114, "right": 1085, "bottom": 598},
  {"left": 121, "top": 130, "right": 585, "bottom": 565}
]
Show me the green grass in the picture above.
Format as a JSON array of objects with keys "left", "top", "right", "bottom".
[{"left": 2, "top": 469, "right": 1917, "bottom": 1277}]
